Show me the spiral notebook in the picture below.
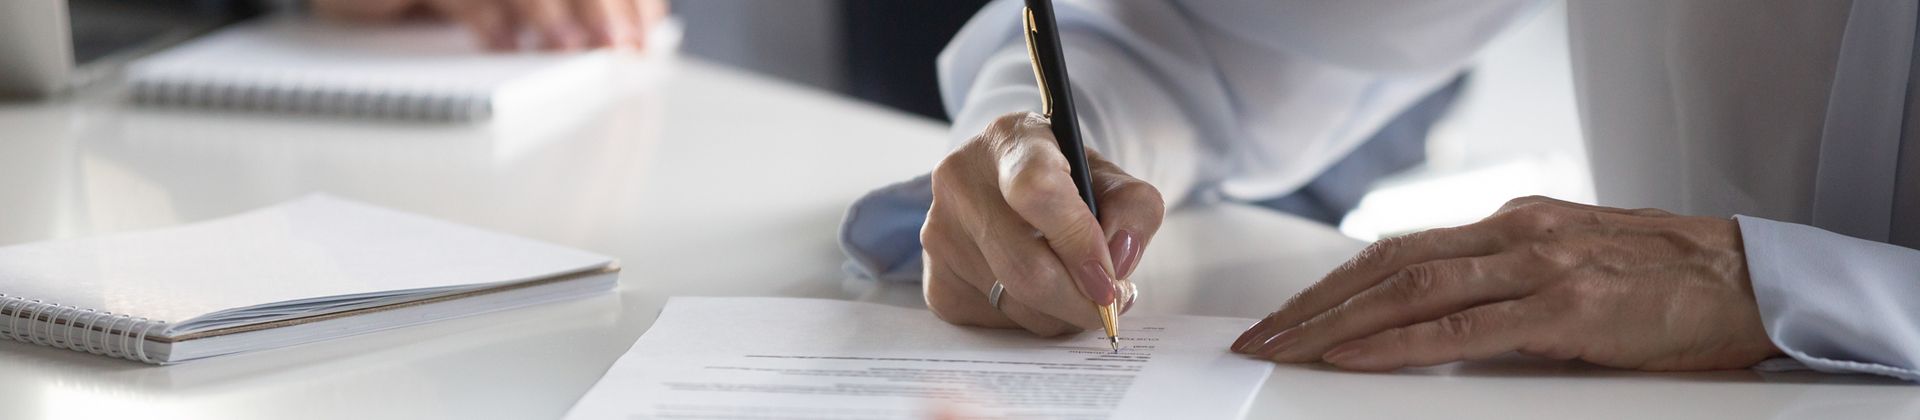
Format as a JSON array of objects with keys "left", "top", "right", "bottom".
[
  {"left": 0, "top": 195, "right": 619, "bottom": 364},
  {"left": 124, "top": 17, "right": 641, "bottom": 122}
]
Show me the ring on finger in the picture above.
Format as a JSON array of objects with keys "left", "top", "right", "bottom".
[{"left": 989, "top": 281, "right": 1008, "bottom": 311}]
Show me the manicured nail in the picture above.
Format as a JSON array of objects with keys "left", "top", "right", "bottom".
[
  {"left": 1233, "top": 318, "right": 1280, "bottom": 351},
  {"left": 1075, "top": 261, "right": 1116, "bottom": 305},
  {"left": 1109, "top": 231, "right": 1142, "bottom": 279},
  {"left": 1255, "top": 327, "right": 1302, "bottom": 357}
]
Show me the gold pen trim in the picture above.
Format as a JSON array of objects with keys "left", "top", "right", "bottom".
[
  {"left": 1099, "top": 303, "right": 1120, "bottom": 352},
  {"left": 1026, "top": 3, "right": 1119, "bottom": 352},
  {"left": 1022, "top": 7, "right": 1054, "bottom": 118}
]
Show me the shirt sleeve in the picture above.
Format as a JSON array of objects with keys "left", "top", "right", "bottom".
[
  {"left": 1737, "top": 215, "right": 1920, "bottom": 382},
  {"left": 840, "top": 0, "right": 1536, "bottom": 282}
]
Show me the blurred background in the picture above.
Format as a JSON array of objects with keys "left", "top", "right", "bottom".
[
  {"left": 677, "top": 0, "right": 991, "bottom": 122},
  {"left": 674, "top": 0, "right": 1589, "bottom": 241},
  {"left": 17, "top": 0, "right": 1590, "bottom": 242}
]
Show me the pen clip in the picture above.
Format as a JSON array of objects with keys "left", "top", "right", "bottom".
[{"left": 1022, "top": 7, "right": 1054, "bottom": 118}]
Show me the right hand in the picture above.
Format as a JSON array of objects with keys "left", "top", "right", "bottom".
[{"left": 922, "top": 112, "right": 1166, "bottom": 336}]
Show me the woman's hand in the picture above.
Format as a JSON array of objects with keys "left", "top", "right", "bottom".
[
  {"left": 1233, "top": 196, "right": 1782, "bottom": 371},
  {"left": 311, "top": 0, "right": 670, "bottom": 51},
  {"left": 921, "top": 112, "right": 1165, "bottom": 336}
]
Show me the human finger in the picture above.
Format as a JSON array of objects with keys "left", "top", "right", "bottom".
[
  {"left": 921, "top": 205, "right": 1081, "bottom": 336},
  {"left": 1084, "top": 148, "right": 1163, "bottom": 281},
  {"left": 1232, "top": 225, "right": 1504, "bottom": 350},
  {"left": 969, "top": 201, "right": 1108, "bottom": 330},
  {"left": 573, "top": 0, "right": 637, "bottom": 48},
  {"left": 925, "top": 254, "right": 1079, "bottom": 337},
  {"left": 1319, "top": 299, "right": 1551, "bottom": 371},
  {"left": 994, "top": 113, "right": 1119, "bottom": 308},
  {"left": 510, "top": 0, "right": 588, "bottom": 50},
  {"left": 629, "top": 0, "right": 669, "bottom": 49},
  {"left": 311, "top": 0, "right": 420, "bottom": 21},
  {"left": 1245, "top": 254, "right": 1536, "bottom": 361},
  {"left": 428, "top": 0, "right": 518, "bottom": 50}
]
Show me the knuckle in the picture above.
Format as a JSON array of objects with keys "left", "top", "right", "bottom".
[
  {"left": 1002, "top": 163, "right": 1072, "bottom": 208},
  {"left": 931, "top": 152, "right": 966, "bottom": 184},
  {"left": 986, "top": 112, "right": 1034, "bottom": 137},
  {"left": 922, "top": 281, "right": 972, "bottom": 326},
  {"left": 1110, "top": 181, "right": 1167, "bottom": 219},
  {"left": 931, "top": 147, "right": 988, "bottom": 196},
  {"left": 1350, "top": 234, "right": 1411, "bottom": 268},
  {"left": 1525, "top": 242, "right": 1572, "bottom": 268},
  {"left": 1499, "top": 195, "right": 1550, "bottom": 212},
  {"left": 1436, "top": 311, "right": 1477, "bottom": 340},
  {"left": 1384, "top": 265, "right": 1441, "bottom": 303},
  {"left": 1494, "top": 203, "right": 1563, "bottom": 236},
  {"left": 918, "top": 224, "right": 959, "bottom": 262}
]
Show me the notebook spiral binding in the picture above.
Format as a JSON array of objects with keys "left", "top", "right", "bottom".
[
  {"left": 129, "top": 72, "right": 491, "bottom": 122},
  {"left": 0, "top": 294, "right": 167, "bottom": 364}
]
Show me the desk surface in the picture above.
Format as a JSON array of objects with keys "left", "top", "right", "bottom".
[{"left": 0, "top": 56, "right": 1911, "bottom": 420}]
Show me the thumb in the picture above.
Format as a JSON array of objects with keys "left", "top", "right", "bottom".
[{"left": 998, "top": 116, "right": 1119, "bottom": 307}]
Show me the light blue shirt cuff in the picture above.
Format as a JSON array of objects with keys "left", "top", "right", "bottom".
[
  {"left": 1738, "top": 215, "right": 1920, "bottom": 382},
  {"left": 838, "top": 174, "right": 933, "bottom": 282}
]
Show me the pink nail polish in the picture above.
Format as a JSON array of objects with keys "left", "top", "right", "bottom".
[
  {"left": 1233, "top": 318, "right": 1279, "bottom": 351},
  {"left": 1256, "top": 327, "right": 1302, "bottom": 357},
  {"left": 1109, "top": 231, "right": 1142, "bottom": 279},
  {"left": 1075, "top": 261, "right": 1116, "bottom": 305}
]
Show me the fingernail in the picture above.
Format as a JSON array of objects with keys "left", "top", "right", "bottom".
[
  {"left": 1232, "top": 318, "right": 1280, "bottom": 352},
  {"left": 1075, "top": 261, "right": 1116, "bottom": 305},
  {"left": 1108, "top": 231, "right": 1142, "bottom": 279},
  {"left": 1255, "top": 327, "right": 1302, "bottom": 358},
  {"left": 1323, "top": 342, "right": 1366, "bottom": 365}
]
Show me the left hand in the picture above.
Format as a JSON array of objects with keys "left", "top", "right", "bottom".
[{"left": 1232, "top": 196, "right": 1782, "bottom": 371}]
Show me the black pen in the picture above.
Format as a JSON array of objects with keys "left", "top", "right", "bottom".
[{"left": 1022, "top": 0, "right": 1120, "bottom": 352}]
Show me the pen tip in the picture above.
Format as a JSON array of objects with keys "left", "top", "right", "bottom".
[{"left": 1109, "top": 337, "right": 1120, "bottom": 352}]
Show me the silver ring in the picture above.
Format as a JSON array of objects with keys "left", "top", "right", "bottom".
[{"left": 988, "top": 282, "right": 1007, "bottom": 311}]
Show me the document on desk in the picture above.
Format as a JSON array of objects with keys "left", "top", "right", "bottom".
[{"left": 564, "top": 297, "right": 1273, "bottom": 420}]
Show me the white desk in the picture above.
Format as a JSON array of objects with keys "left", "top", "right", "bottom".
[{"left": 0, "top": 56, "right": 1911, "bottom": 420}]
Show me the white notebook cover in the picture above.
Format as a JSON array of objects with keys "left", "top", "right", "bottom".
[
  {"left": 0, "top": 195, "right": 617, "bottom": 362},
  {"left": 124, "top": 17, "right": 636, "bottom": 122}
]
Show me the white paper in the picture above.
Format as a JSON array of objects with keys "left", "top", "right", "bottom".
[
  {"left": 565, "top": 297, "right": 1273, "bottom": 420},
  {"left": 0, "top": 195, "right": 614, "bottom": 330}
]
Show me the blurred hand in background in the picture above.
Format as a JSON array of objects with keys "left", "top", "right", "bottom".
[{"left": 311, "top": 0, "right": 669, "bottom": 51}]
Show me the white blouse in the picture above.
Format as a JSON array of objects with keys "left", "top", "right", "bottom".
[{"left": 840, "top": 0, "right": 1920, "bottom": 381}]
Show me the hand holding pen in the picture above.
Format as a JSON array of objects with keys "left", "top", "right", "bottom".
[{"left": 918, "top": 0, "right": 1164, "bottom": 344}]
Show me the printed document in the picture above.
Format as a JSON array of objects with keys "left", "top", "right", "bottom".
[{"left": 564, "top": 297, "right": 1273, "bottom": 420}]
